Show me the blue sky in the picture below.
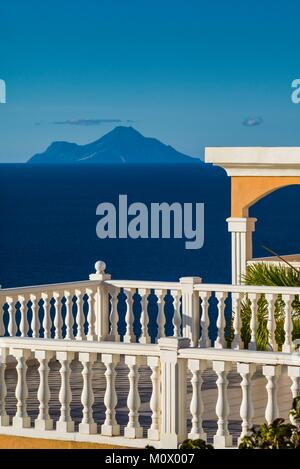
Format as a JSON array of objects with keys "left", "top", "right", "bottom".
[{"left": 1, "top": 0, "right": 300, "bottom": 162}]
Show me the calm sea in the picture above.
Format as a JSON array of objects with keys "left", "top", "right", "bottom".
[{"left": 0, "top": 163, "right": 299, "bottom": 288}]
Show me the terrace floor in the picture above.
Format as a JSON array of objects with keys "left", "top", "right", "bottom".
[{"left": 3, "top": 358, "right": 293, "bottom": 447}]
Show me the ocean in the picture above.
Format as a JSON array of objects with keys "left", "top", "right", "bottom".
[{"left": 0, "top": 163, "right": 299, "bottom": 289}]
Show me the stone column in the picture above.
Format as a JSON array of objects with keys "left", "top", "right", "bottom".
[{"left": 226, "top": 217, "right": 256, "bottom": 285}]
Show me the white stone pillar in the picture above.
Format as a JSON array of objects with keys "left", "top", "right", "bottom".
[
  {"left": 226, "top": 217, "right": 256, "bottom": 285},
  {"left": 35, "top": 350, "right": 54, "bottom": 430},
  {"left": 159, "top": 337, "right": 190, "bottom": 448},
  {"left": 179, "top": 277, "right": 202, "bottom": 347},
  {"left": 0, "top": 348, "right": 9, "bottom": 426},
  {"left": 89, "top": 261, "right": 111, "bottom": 341}
]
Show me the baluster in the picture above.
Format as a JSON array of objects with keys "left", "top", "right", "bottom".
[
  {"left": 7, "top": 297, "right": 17, "bottom": 337},
  {"left": 237, "top": 363, "right": 256, "bottom": 442},
  {"left": 199, "top": 291, "right": 210, "bottom": 348},
  {"left": 266, "top": 293, "right": 277, "bottom": 351},
  {"left": 75, "top": 289, "right": 85, "bottom": 340},
  {"left": 288, "top": 366, "right": 300, "bottom": 425},
  {"left": 0, "top": 350, "right": 9, "bottom": 426},
  {"left": 232, "top": 292, "right": 242, "bottom": 350},
  {"left": 147, "top": 356, "right": 161, "bottom": 440},
  {"left": 124, "top": 289, "right": 134, "bottom": 343},
  {"left": 188, "top": 359, "right": 207, "bottom": 441},
  {"left": 56, "top": 351, "right": 74, "bottom": 432},
  {"left": 86, "top": 288, "right": 96, "bottom": 341},
  {"left": 79, "top": 352, "right": 97, "bottom": 434},
  {"left": 263, "top": 365, "right": 281, "bottom": 424},
  {"left": 214, "top": 292, "right": 227, "bottom": 349},
  {"left": 12, "top": 349, "right": 31, "bottom": 428},
  {"left": 172, "top": 290, "right": 182, "bottom": 338},
  {"left": 139, "top": 288, "right": 150, "bottom": 344},
  {"left": 30, "top": 294, "right": 39, "bottom": 338},
  {"left": 19, "top": 296, "right": 28, "bottom": 338},
  {"left": 0, "top": 303, "right": 4, "bottom": 337},
  {"left": 53, "top": 291, "right": 63, "bottom": 339},
  {"left": 35, "top": 350, "right": 54, "bottom": 430},
  {"left": 42, "top": 293, "right": 51, "bottom": 339},
  {"left": 248, "top": 293, "right": 260, "bottom": 351},
  {"left": 283, "top": 294, "right": 294, "bottom": 353},
  {"left": 156, "top": 289, "right": 166, "bottom": 340},
  {"left": 213, "top": 361, "right": 232, "bottom": 448},
  {"left": 64, "top": 291, "right": 74, "bottom": 340},
  {"left": 108, "top": 288, "right": 119, "bottom": 342},
  {"left": 101, "top": 354, "right": 120, "bottom": 436},
  {"left": 124, "top": 355, "right": 143, "bottom": 438}
]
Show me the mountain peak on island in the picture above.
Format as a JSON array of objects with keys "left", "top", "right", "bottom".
[{"left": 27, "top": 126, "right": 200, "bottom": 165}]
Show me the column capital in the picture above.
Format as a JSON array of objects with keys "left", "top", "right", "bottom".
[{"left": 226, "top": 217, "right": 257, "bottom": 232}]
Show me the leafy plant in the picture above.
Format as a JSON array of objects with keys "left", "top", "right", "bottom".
[
  {"left": 179, "top": 438, "right": 214, "bottom": 449},
  {"left": 239, "top": 396, "right": 300, "bottom": 449},
  {"left": 235, "top": 263, "right": 300, "bottom": 351}
]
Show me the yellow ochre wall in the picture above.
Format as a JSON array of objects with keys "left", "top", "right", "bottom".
[{"left": 231, "top": 176, "right": 300, "bottom": 217}]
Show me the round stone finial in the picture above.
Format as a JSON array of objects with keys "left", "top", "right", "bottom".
[{"left": 95, "top": 260, "right": 106, "bottom": 274}]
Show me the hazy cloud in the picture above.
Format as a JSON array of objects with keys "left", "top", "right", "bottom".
[
  {"left": 52, "top": 118, "right": 125, "bottom": 126},
  {"left": 243, "top": 116, "right": 263, "bottom": 127}
]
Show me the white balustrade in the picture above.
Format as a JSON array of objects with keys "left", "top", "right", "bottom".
[
  {"left": 108, "top": 288, "right": 119, "bottom": 342},
  {"left": 232, "top": 292, "right": 242, "bottom": 350},
  {"left": 213, "top": 360, "right": 232, "bottom": 448},
  {"left": 42, "top": 293, "right": 51, "bottom": 339},
  {"left": 64, "top": 291, "right": 74, "bottom": 340},
  {"left": 30, "top": 294, "right": 39, "bottom": 338},
  {"left": 56, "top": 351, "right": 74, "bottom": 433},
  {"left": 35, "top": 350, "right": 54, "bottom": 430},
  {"left": 12, "top": 349, "right": 31, "bottom": 428},
  {"left": 156, "top": 289, "right": 166, "bottom": 340},
  {"left": 7, "top": 297, "right": 17, "bottom": 337},
  {"left": 79, "top": 352, "right": 97, "bottom": 434},
  {"left": 53, "top": 292, "right": 63, "bottom": 340},
  {"left": 172, "top": 290, "right": 182, "bottom": 338},
  {"left": 124, "top": 289, "right": 134, "bottom": 343},
  {"left": 283, "top": 294, "right": 294, "bottom": 353},
  {"left": 86, "top": 288, "right": 96, "bottom": 341},
  {"left": 215, "top": 292, "right": 227, "bottom": 349},
  {"left": 263, "top": 364, "right": 281, "bottom": 424},
  {"left": 237, "top": 362, "right": 255, "bottom": 441},
  {"left": 248, "top": 293, "right": 260, "bottom": 351},
  {"left": 75, "top": 290, "right": 85, "bottom": 340},
  {"left": 266, "top": 293, "right": 277, "bottom": 351},
  {"left": 0, "top": 335, "right": 299, "bottom": 449},
  {"left": 124, "top": 355, "right": 143, "bottom": 438},
  {"left": 0, "top": 349, "right": 9, "bottom": 426},
  {"left": 101, "top": 353, "right": 120, "bottom": 436},
  {"left": 188, "top": 359, "right": 207, "bottom": 441},
  {"left": 147, "top": 356, "right": 161, "bottom": 440},
  {"left": 199, "top": 291, "right": 210, "bottom": 348},
  {"left": 139, "top": 288, "right": 150, "bottom": 344}
]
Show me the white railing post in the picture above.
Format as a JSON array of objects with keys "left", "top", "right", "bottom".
[
  {"left": 79, "top": 352, "right": 97, "bottom": 434},
  {"left": 199, "top": 291, "right": 210, "bottom": 348},
  {"left": 159, "top": 337, "right": 190, "bottom": 448},
  {"left": 89, "top": 261, "right": 111, "bottom": 341},
  {"left": 7, "top": 297, "right": 17, "bottom": 337},
  {"left": 53, "top": 291, "right": 63, "bottom": 340},
  {"left": 283, "top": 295, "right": 294, "bottom": 353},
  {"left": 288, "top": 366, "right": 300, "bottom": 426},
  {"left": 30, "top": 294, "right": 39, "bottom": 338},
  {"left": 147, "top": 356, "right": 161, "bottom": 441},
  {"left": 179, "top": 277, "right": 202, "bottom": 347},
  {"left": 35, "top": 350, "right": 54, "bottom": 430},
  {"left": 172, "top": 290, "right": 182, "bottom": 338},
  {"left": 214, "top": 291, "right": 228, "bottom": 349},
  {"left": 56, "top": 351, "right": 74, "bottom": 433},
  {"left": 124, "top": 355, "right": 144, "bottom": 438},
  {"left": 139, "top": 288, "right": 150, "bottom": 344},
  {"left": 188, "top": 358, "right": 207, "bottom": 441},
  {"left": 213, "top": 360, "right": 232, "bottom": 448},
  {"left": 248, "top": 293, "right": 260, "bottom": 351},
  {"left": 237, "top": 362, "right": 256, "bottom": 442},
  {"left": 232, "top": 292, "right": 242, "bottom": 350},
  {"left": 0, "top": 348, "right": 9, "bottom": 426},
  {"left": 12, "top": 348, "right": 31, "bottom": 429},
  {"left": 263, "top": 364, "right": 281, "bottom": 424},
  {"left": 101, "top": 353, "right": 120, "bottom": 436}
]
